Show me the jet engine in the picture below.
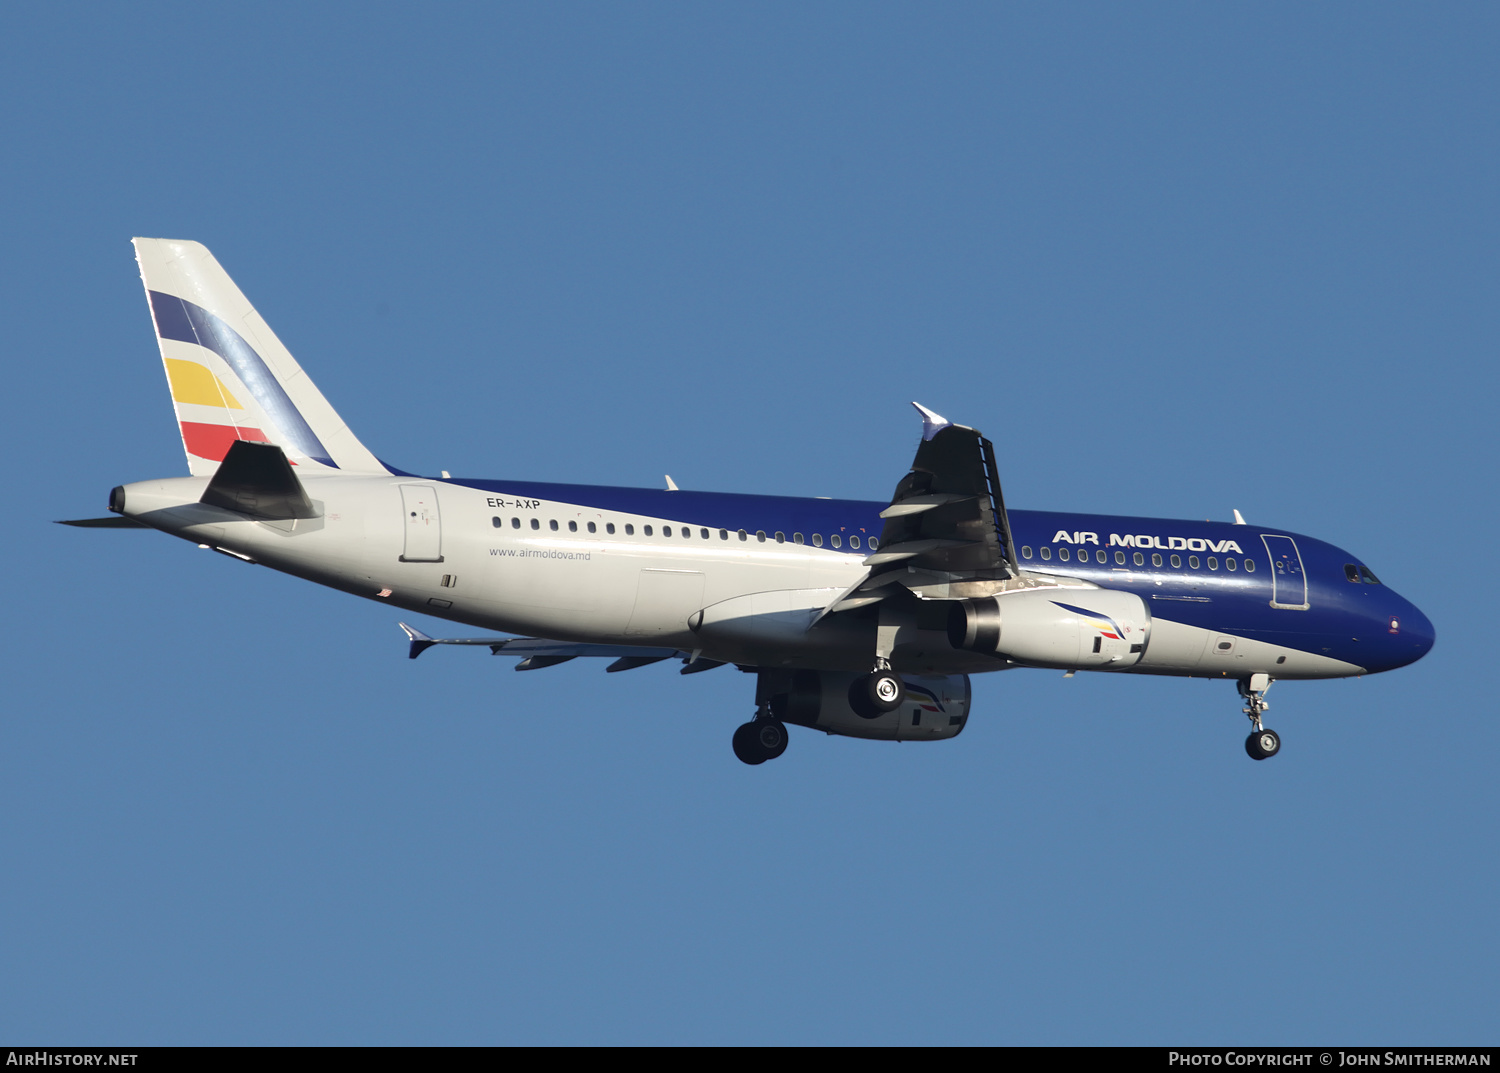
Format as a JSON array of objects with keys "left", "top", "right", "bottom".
[
  {"left": 768, "top": 670, "right": 971, "bottom": 741},
  {"left": 946, "top": 588, "right": 1151, "bottom": 668}
]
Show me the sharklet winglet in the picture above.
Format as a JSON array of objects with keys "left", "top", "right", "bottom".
[{"left": 911, "top": 401, "right": 953, "bottom": 442}]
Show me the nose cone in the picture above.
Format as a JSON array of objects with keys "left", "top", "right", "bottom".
[{"left": 1380, "top": 596, "right": 1435, "bottom": 670}]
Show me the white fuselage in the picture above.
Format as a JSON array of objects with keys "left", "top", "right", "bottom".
[{"left": 118, "top": 473, "right": 1372, "bottom": 679}]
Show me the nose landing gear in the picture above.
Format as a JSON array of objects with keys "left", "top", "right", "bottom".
[{"left": 1238, "top": 673, "right": 1280, "bottom": 761}]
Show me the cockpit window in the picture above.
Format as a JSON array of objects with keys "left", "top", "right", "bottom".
[
  {"left": 1359, "top": 565, "right": 1381, "bottom": 585},
  {"left": 1345, "top": 564, "right": 1362, "bottom": 583}
]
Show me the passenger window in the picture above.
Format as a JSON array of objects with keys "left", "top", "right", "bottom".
[
  {"left": 1097, "top": 550, "right": 1107, "bottom": 563},
  {"left": 794, "top": 533, "right": 804, "bottom": 545},
  {"left": 720, "top": 529, "right": 729, "bottom": 540},
  {"left": 1226, "top": 557, "right": 1236, "bottom": 571},
  {"left": 1345, "top": 564, "right": 1362, "bottom": 583},
  {"left": 531, "top": 518, "right": 540, "bottom": 531},
  {"left": 756, "top": 530, "right": 766, "bottom": 542},
  {"left": 700, "top": 528, "right": 709, "bottom": 539},
  {"left": 1170, "top": 554, "right": 1181, "bottom": 568},
  {"left": 644, "top": 525, "right": 653, "bottom": 536},
  {"left": 1359, "top": 566, "right": 1381, "bottom": 585},
  {"left": 1039, "top": 546, "right": 1051, "bottom": 560},
  {"left": 1133, "top": 552, "right": 1144, "bottom": 566},
  {"left": 663, "top": 526, "right": 672, "bottom": 537},
  {"left": 1188, "top": 555, "right": 1200, "bottom": 569},
  {"left": 491, "top": 516, "right": 501, "bottom": 528},
  {"left": 775, "top": 531, "right": 786, "bottom": 543},
  {"left": 568, "top": 521, "right": 578, "bottom": 533},
  {"left": 1022, "top": 546, "right": 1033, "bottom": 559},
  {"left": 738, "top": 529, "right": 747, "bottom": 541},
  {"left": 850, "top": 535, "right": 860, "bottom": 549},
  {"left": 1152, "top": 553, "right": 1162, "bottom": 567},
  {"left": 1244, "top": 559, "right": 1256, "bottom": 572},
  {"left": 625, "top": 524, "right": 634, "bottom": 535},
  {"left": 512, "top": 517, "right": 521, "bottom": 529},
  {"left": 1207, "top": 556, "right": 1217, "bottom": 570},
  {"left": 831, "top": 534, "right": 842, "bottom": 548},
  {"left": 549, "top": 520, "right": 559, "bottom": 532},
  {"left": 683, "top": 527, "right": 691, "bottom": 539},
  {"left": 812, "top": 534, "right": 823, "bottom": 547},
  {"left": 606, "top": 522, "right": 615, "bottom": 535},
  {"left": 868, "top": 536, "right": 878, "bottom": 549},
  {"left": 587, "top": 521, "right": 596, "bottom": 534},
  {"left": 1059, "top": 548, "right": 1070, "bottom": 561},
  {"left": 1115, "top": 551, "right": 1126, "bottom": 565}
]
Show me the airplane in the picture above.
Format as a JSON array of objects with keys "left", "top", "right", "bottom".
[{"left": 63, "top": 238, "right": 1436, "bottom": 766}]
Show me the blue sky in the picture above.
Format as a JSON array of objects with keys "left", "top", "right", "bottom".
[{"left": 2, "top": 3, "right": 1496, "bottom": 1044}]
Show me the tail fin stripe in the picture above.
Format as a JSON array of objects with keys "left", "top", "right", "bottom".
[
  {"left": 164, "top": 358, "right": 243, "bottom": 409},
  {"left": 179, "top": 421, "right": 271, "bottom": 462},
  {"left": 149, "top": 290, "right": 338, "bottom": 468}
]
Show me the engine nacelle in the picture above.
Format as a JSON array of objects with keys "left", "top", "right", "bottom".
[
  {"left": 769, "top": 670, "right": 971, "bottom": 741},
  {"left": 947, "top": 588, "right": 1151, "bottom": 669}
]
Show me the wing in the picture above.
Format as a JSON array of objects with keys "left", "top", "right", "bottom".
[
  {"left": 821, "top": 403, "right": 1028, "bottom": 616},
  {"left": 397, "top": 623, "right": 717, "bottom": 673}
]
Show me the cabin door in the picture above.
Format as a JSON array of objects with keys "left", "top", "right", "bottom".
[
  {"left": 399, "top": 484, "right": 444, "bottom": 562},
  {"left": 1261, "top": 534, "right": 1308, "bottom": 610}
]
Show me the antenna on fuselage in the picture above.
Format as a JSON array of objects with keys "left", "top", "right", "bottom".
[{"left": 1233, "top": 509, "right": 1247, "bottom": 525}]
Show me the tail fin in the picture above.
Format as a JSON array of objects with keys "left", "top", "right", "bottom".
[{"left": 133, "top": 238, "right": 389, "bottom": 477}]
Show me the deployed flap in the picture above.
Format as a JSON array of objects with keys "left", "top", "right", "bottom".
[
  {"left": 201, "top": 440, "right": 319, "bottom": 520},
  {"left": 398, "top": 622, "right": 684, "bottom": 663}
]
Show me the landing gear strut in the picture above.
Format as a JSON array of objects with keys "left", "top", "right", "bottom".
[
  {"left": 732, "top": 711, "right": 788, "bottom": 765},
  {"left": 1238, "top": 673, "right": 1281, "bottom": 761}
]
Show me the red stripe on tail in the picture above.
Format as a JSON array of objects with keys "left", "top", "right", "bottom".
[{"left": 180, "top": 421, "right": 270, "bottom": 462}]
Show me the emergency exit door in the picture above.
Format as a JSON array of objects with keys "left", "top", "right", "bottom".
[{"left": 399, "top": 484, "right": 444, "bottom": 562}]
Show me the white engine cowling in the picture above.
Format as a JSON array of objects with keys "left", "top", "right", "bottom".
[
  {"left": 770, "top": 670, "right": 971, "bottom": 741},
  {"left": 947, "top": 588, "right": 1151, "bottom": 668}
]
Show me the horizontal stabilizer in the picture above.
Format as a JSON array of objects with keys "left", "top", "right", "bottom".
[
  {"left": 201, "top": 440, "right": 319, "bottom": 520},
  {"left": 56, "top": 516, "right": 149, "bottom": 528}
]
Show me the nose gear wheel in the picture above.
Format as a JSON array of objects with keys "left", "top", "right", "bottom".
[{"left": 1245, "top": 728, "right": 1281, "bottom": 760}]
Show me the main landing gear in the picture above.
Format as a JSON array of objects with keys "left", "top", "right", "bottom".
[
  {"left": 848, "top": 664, "right": 905, "bottom": 720},
  {"left": 1238, "top": 673, "right": 1281, "bottom": 761},
  {"left": 733, "top": 713, "right": 788, "bottom": 766}
]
